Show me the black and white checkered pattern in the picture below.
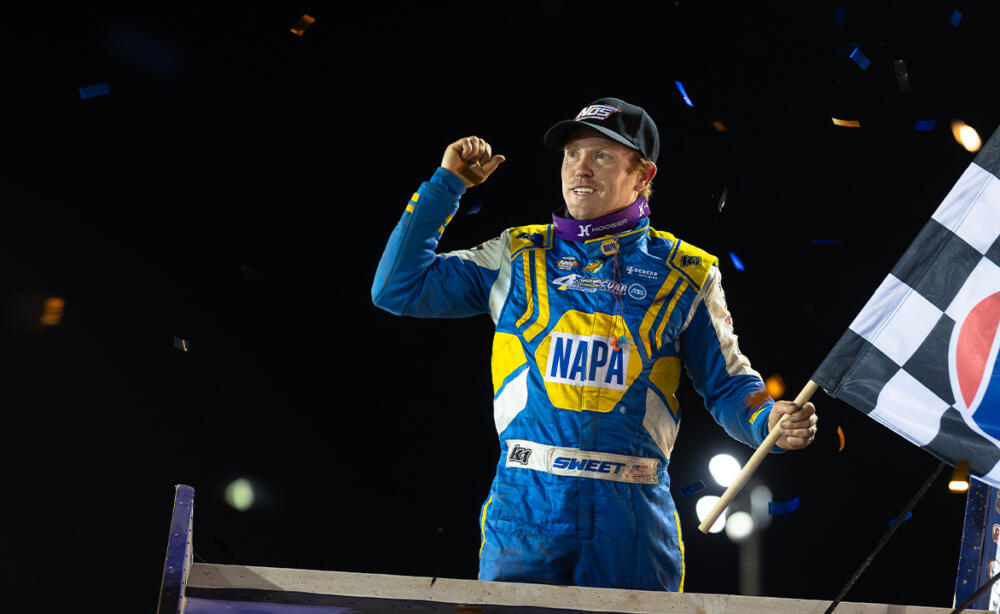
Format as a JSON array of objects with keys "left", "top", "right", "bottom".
[{"left": 814, "top": 125, "right": 1000, "bottom": 485}]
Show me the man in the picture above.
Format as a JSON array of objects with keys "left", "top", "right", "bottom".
[{"left": 371, "top": 97, "right": 818, "bottom": 591}]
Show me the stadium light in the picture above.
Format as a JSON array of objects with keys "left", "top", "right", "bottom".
[
  {"left": 224, "top": 477, "right": 255, "bottom": 511},
  {"left": 696, "top": 495, "right": 727, "bottom": 533},
  {"left": 709, "top": 453, "right": 742, "bottom": 487},
  {"left": 725, "top": 511, "right": 755, "bottom": 542},
  {"left": 949, "top": 460, "right": 970, "bottom": 493}
]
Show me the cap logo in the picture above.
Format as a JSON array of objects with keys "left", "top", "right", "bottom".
[{"left": 575, "top": 104, "right": 621, "bottom": 121}]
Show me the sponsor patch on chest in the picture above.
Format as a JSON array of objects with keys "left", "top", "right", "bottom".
[
  {"left": 556, "top": 256, "right": 579, "bottom": 271},
  {"left": 625, "top": 265, "right": 659, "bottom": 280},
  {"left": 552, "top": 274, "right": 647, "bottom": 301},
  {"left": 544, "top": 332, "right": 628, "bottom": 390}
]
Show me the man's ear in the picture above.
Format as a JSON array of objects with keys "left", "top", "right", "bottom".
[{"left": 636, "top": 162, "right": 657, "bottom": 191}]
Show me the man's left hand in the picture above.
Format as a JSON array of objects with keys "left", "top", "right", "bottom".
[{"left": 767, "top": 401, "right": 818, "bottom": 450}]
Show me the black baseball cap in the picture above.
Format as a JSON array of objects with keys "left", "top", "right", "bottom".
[{"left": 543, "top": 97, "right": 660, "bottom": 163}]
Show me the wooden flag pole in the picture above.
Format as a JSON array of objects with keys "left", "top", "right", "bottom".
[{"left": 697, "top": 380, "right": 819, "bottom": 533}]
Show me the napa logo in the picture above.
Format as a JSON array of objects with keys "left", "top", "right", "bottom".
[{"left": 544, "top": 332, "right": 628, "bottom": 390}]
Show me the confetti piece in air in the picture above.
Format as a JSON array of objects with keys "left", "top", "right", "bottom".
[
  {"left": 679, "top": 480, "right": 706, "bottom": 498},
  {"left": 952, "top": 120, "right": 982, "bottom": 152},
  {"left": 835, "top": 41, "right": 862, "bottom": 56},
  {"left": 40, "top": 297, "right": 65, "bottom": 326},
  {"left": 290, "top": 14, "right": 316, "bottom": 36},
  {"left": 950, "top": 10, "right": 962, "bottom": 27},
  {"left": 712, "top": 120, "right": 728, "bottom": 132},
  {"left": 728, "top": 251, "right": 745, "bottom": 271},
  {"left": 465, "top": 200, "right": 484, "bottom": 215},
  {"left": 893, "top": 59, "right": 911, "bottom": 91},
  {"left": 888, "top": 511, "right": 912, "bottom": 527},
  {"left": 674, "top": 81, "right": 694, "bottom": 107},
  {"left": 765, "top": 374, "right": 786, "bottom": 399},
  {"left": 848, "top": 47, "right": 871, "bottom": 70},
  {"left": 769, "top": 497, "right": 800, "bottom": 515},
  {"left": 79, "top": 83, "right": 110, "bottom": 99},
  {"left": 173, "top": 337, "right": 190, "bottom": 352},
  {"left": 913, "top": 120, "right": 936, "bottom": 131},
  {"left": 813, "top": 239, "right": 844, "bottom": 244},
  {"left": 833, "top": 3, "right": 848, "bottom": 28},
  {"left": 837, "top": 426, "right": 846, "bottom": 451},
  {"left": 716, "top": 186, "right": 728, "bottom": 212},
  {"left": 832, "top": 117, "right": 861, "bottom": 128}
]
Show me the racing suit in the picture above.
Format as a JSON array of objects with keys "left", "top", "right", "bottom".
[{"left": 372, "top": 167, "right": 776, "bottom": 591}]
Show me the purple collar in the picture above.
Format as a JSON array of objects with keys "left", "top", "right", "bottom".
[{"left": 552, "top": 197, "right": 651, "bottom": 241}]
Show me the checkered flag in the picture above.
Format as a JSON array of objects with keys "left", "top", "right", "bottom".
[{"left": 813, "top": 124, "right": 1000, "bottom": 487}]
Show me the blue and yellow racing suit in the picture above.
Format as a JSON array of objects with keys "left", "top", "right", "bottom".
[{"left": 372, "top": 167, "right": 776, "bottom": 591}]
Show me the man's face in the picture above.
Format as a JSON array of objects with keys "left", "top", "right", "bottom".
[{"left": 561, "top": 128, "right": 646, "bottom": 221}]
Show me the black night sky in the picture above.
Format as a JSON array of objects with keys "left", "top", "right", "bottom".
[{"left": 3, "top": 2, "right": 1000, "bottom": 612}]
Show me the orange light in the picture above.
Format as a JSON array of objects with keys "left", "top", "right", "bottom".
[
  {"left": 765, "top": 374, "right": 786, "bottom": 399},
  {"left": 832, "top": 117, "right": 861, "bottom": 128},
  {"left": 712, "top": 120, "right": 728, "bottom": 132},
  {"left": 40, "top": 297, "right": 65, "bottom": 326},
  {"left": 949, "top": 459, "right": 970, "bottom": 493},
  {"left": 951, "top": 120, "right": 982, "bottom": 152},
  {"left": 290, "top": 14, "right": 315, "bottom": 36}
]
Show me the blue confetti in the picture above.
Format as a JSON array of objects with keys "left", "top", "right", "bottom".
[
  {"left": 813, "top": 240, "right": 844, "bottom": 244},
  {"left": 835, "top": 41, "right": 862, "bottom": 56},
  {"left": 79, "top": 83, "right": 111, "bottom": 99},
  {"left": 769, "top": 497, "right": 800, "bottom": 515},
  {"left": 888, "top": 511, "right": 913, "bottom": 527},
  {"left": 950, "top": 10, "right": 962, "bottom": 27},
  {"left": 849, "top": 47, "right": 871, "bottom": 71},
  {"left": 729, "top": 251, "right": 745, "bottom": 271},
  {"left": 678, "top": 480, "right": 706, "bottom": 498},
  {"left": 833, "top": 4, "right": 848, "bottom": 28},
  {"left": 674, "top": 81, "right": 694, "bottom": 108},
  {"left": 913, "top": 120, "right": 936, "bottom": 131},
  {"left": 465, "top": 200, "right": 484, "bottom": 215}
]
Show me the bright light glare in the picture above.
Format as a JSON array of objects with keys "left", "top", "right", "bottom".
[
  {"left": 725, "top": 511, "right": 755, "bottom": 541},
  {"left": 750, "top": 484, "right": 773, "bottom": 529},
  {"left": 951, "top": 120, "right": 982, "bottom": 152},
  {"left": 224, "top": 478, "right": 255, "bottom": 511},
  {"left": 696, "top": 495, "right": 726, "bottom": 534},
  {"left": 709, "top": 454, "right": 742, "bottom": 487},
  {"left": 949, "top": 479, "right": 970, "bottom": 493}
]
